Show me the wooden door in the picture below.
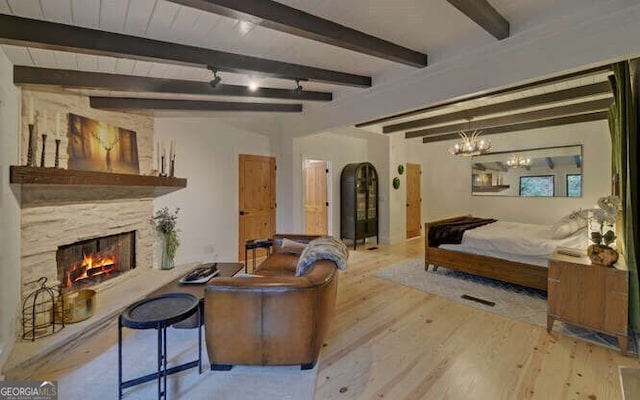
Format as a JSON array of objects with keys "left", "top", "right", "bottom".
[
  {"left": 406, "top": 163, "right": 421, "bottom": 238},
  {"left": 239, "top": 154, "right": 276, "bottom": 261},
  {"left": 304, "top": 160, "right": 328, "bottom": 235}
]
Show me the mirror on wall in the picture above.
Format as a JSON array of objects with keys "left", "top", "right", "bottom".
[{"left": 471, "top": 145, "right": 583, "bottom": 197}]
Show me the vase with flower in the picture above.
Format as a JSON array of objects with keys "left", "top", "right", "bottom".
[
  {"left": 151, "top": 207, "right": 180, "bottom": 270},
  {"left": 587, "top": 195, "right": 620, "bottom": 267}
]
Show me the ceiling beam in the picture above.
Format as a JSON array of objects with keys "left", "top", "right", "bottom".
[
  {"left": 0, "top": 14, "right": 371, "bottom": 88},
  {"left": 446, "top": 0, "right": 509, "bottom": 40},
  {"left": 473, "top": 163, "right": 486, "bottom": 171},
  {"left": 89, "top": 97, "right": 302, "bottom": 112},
  {"left": 168, "top": 0, "right": 427, "bottom": 68},
  {"left": 407, "top": 98, "right": 612, "bottom": 139},
  {"left": 14, "top": 66, "right": 333, "bottom": 101},
  {"left": 356, "top": 64, "right": 611, "bottom": 128},
  {"left": 421, "top": 112, "right": 609, "bottom": 143},
  {"left": 384, "top": 81, "right": 611, "bottom": 133}
]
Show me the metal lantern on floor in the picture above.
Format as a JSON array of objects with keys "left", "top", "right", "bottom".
[{"left": 22, "top": 277, "right": 64, "bottom": 341}]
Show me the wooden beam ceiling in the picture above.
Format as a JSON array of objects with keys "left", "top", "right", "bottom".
[
  {"left": 384, "top": 81, "right": 611, "bottom": 133},
  {"left": 446, "top": 0, "right": 509, "bottom": 40},
  {"left": 13, "top": 66, "right": 333, "bottom": 101},
  {"left": 356, "top": 64, "right": 612, "bottom": 128},
  {"left": 0, "top": 14, "right": 371, "bottom": 88},
  {"left": 421, "top": 111, "right": 609, "bottom": 143},
  {"left": 168, "top": 0, "right": 428, "bottom": 68},
  {"left": 407, "top": 98, "right": 612, "bottom": 139},
  {"left": 89, "top": 97, "right": 302, "bottom": 112}
]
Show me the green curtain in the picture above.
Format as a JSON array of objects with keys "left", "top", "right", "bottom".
[{"left": 608, "top": 61, "right": 640, "bottom": 332}]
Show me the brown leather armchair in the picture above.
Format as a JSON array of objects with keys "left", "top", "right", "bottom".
[{"left": 203, "top": 235, "right": 339, "bottom": 370}]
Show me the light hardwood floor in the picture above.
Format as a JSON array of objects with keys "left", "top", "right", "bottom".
[
  {"left": 14, "top": 238, "right": 638, "bottom": 399},
  {"left": 316, "top": 238, "right": 639, "bottom": 400}
]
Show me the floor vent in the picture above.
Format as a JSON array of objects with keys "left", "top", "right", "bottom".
[
  {"left": 367, "top": 246, "right": 379, "bottom": 251},
  {"left": 461, "top": 294, "right": 495, "bottom": 307}
]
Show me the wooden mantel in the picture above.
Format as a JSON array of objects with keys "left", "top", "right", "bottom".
[{"left": 10, "top": 166, "right": 187, "bottom": 205}]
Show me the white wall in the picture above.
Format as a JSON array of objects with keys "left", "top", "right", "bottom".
[
  {"left": 0, "top": 47, "right": 21, "bottom": 372},
  {"left": 153, "top": 118, "right": 272, "bottom": 265},
  {"left": 388, "top": 135, "right": 408, "bottom": 243},
  {"left": 408, "top": 120, "right": 611, "bottom": 225},
  {"left": 292, "top": 132, "right": 391, "bottom": 243}
]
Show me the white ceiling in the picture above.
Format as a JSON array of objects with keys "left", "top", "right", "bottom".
[{"left": 0, "top": 0, "right": 618, "bottom": 126}]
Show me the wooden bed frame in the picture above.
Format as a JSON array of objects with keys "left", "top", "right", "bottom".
[{"left": 424, "top": 216, "right": 548, "bottom": 291}]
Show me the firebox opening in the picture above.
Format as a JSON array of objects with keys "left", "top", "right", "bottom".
[{"left": 56, "top": 231, "right": 136, "bottom": 293}]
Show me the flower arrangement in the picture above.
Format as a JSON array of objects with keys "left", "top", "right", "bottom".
[
  {"left": 589, "top": 195, "right": 621, "bottom": 247},
  {"left": 586, "top": 195, "right": 620, "bottom": 267},
  {"left": 151, "top": 207, "right": 180, "bottom": 269}
]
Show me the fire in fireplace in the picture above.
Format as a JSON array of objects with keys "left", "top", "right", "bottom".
[{"left": 56, "top": 231, "right": 136, "bottom": 292}]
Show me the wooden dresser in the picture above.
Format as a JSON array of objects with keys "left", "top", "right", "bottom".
[{"left": 547, "top": 248, "right": 628, "bottom": 355}]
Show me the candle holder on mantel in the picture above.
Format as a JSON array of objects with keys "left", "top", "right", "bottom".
[
  {"left": 54, "top": 139, "right": 61, "bottom": 168},
  {"left": 169, "top": 156, "right": 175, "bottom": 178},
  {"left": 40, "top": 134, "right": 47, "bottom": 167},
  {"left": 26, "top": 124, "right": 36, "bottom": 167},
  {"left": 160, "top": 155, "right": 168, "bottom": 177}
]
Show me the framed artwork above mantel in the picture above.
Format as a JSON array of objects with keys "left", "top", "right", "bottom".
[{"left": 67, "top": 113, "right": 140, "bottom": 174}]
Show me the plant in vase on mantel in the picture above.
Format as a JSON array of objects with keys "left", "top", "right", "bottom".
[
  {"left": 151, "top": 207, "right": 180, "bottom": 270},
  {"left": 587, "top": 195, "right": 621, "bottom": 267}
]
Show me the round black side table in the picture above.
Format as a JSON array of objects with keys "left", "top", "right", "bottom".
[{"left": 118, "top": 293, "right": 201, "bottom": 400}]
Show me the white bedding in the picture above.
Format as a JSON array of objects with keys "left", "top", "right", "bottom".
[{"left": 438, "top": 221, "right": 587, "bottom": 265}]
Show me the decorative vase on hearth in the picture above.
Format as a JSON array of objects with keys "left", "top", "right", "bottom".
[
  {"left": 159, "top": 233, "right": 175, "bottom": 270},
  {"left": 151, "top": 207, "right": 180, "bottom": 270}
]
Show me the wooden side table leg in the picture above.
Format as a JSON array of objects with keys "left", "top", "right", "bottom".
[
  {"left": 617, "top": 335, "right": 628, "bottom": 356},
  {"left": 546, "top": 315, "right": 554, "bottom": 333}
]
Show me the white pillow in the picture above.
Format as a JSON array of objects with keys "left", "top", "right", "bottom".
[{"left": 551, "top": 211, "right": 587, "bottom": 239}]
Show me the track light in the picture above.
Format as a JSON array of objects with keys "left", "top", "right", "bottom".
[
  {"left": 293, "top": 79, "right": 303, "bottom": 94},
  {"left": 208, "top": 67, "right": 222, "bottom": 88}
]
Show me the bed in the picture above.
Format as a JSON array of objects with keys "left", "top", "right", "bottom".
[{"left": 424, "top": 215, "right": 587, "bottom": 291}]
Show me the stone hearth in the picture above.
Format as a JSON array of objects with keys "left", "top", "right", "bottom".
[{"left": 2, "top": 263, "right": 199, "bottom": 380}]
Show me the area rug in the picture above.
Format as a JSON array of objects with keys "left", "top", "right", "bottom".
[
  {"left": 375, "top": 258, "right": 636, "bottom": 354},
  {"left": 55, "top": 327, "right": 318, "bottom": 400}
]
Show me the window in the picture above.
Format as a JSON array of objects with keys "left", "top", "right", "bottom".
[
  {"left": 566, "top": 174, "right": 582, "bottom": 197},
  {"left": 519, "top": 175, "right": 555, "bottom": 197}
]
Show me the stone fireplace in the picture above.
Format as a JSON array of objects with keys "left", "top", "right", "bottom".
[
  {"left": 3, "top": 90, "right": 190, "bottom": 380},
  {"left": 56, "top": 231, "right": 136, "bottom": 293},
  {"left": 21, "top": 200, "right": 154, "bottom": 302},
  {"left": 18, "top": 89, "right": 155, "bottom": 310}
]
